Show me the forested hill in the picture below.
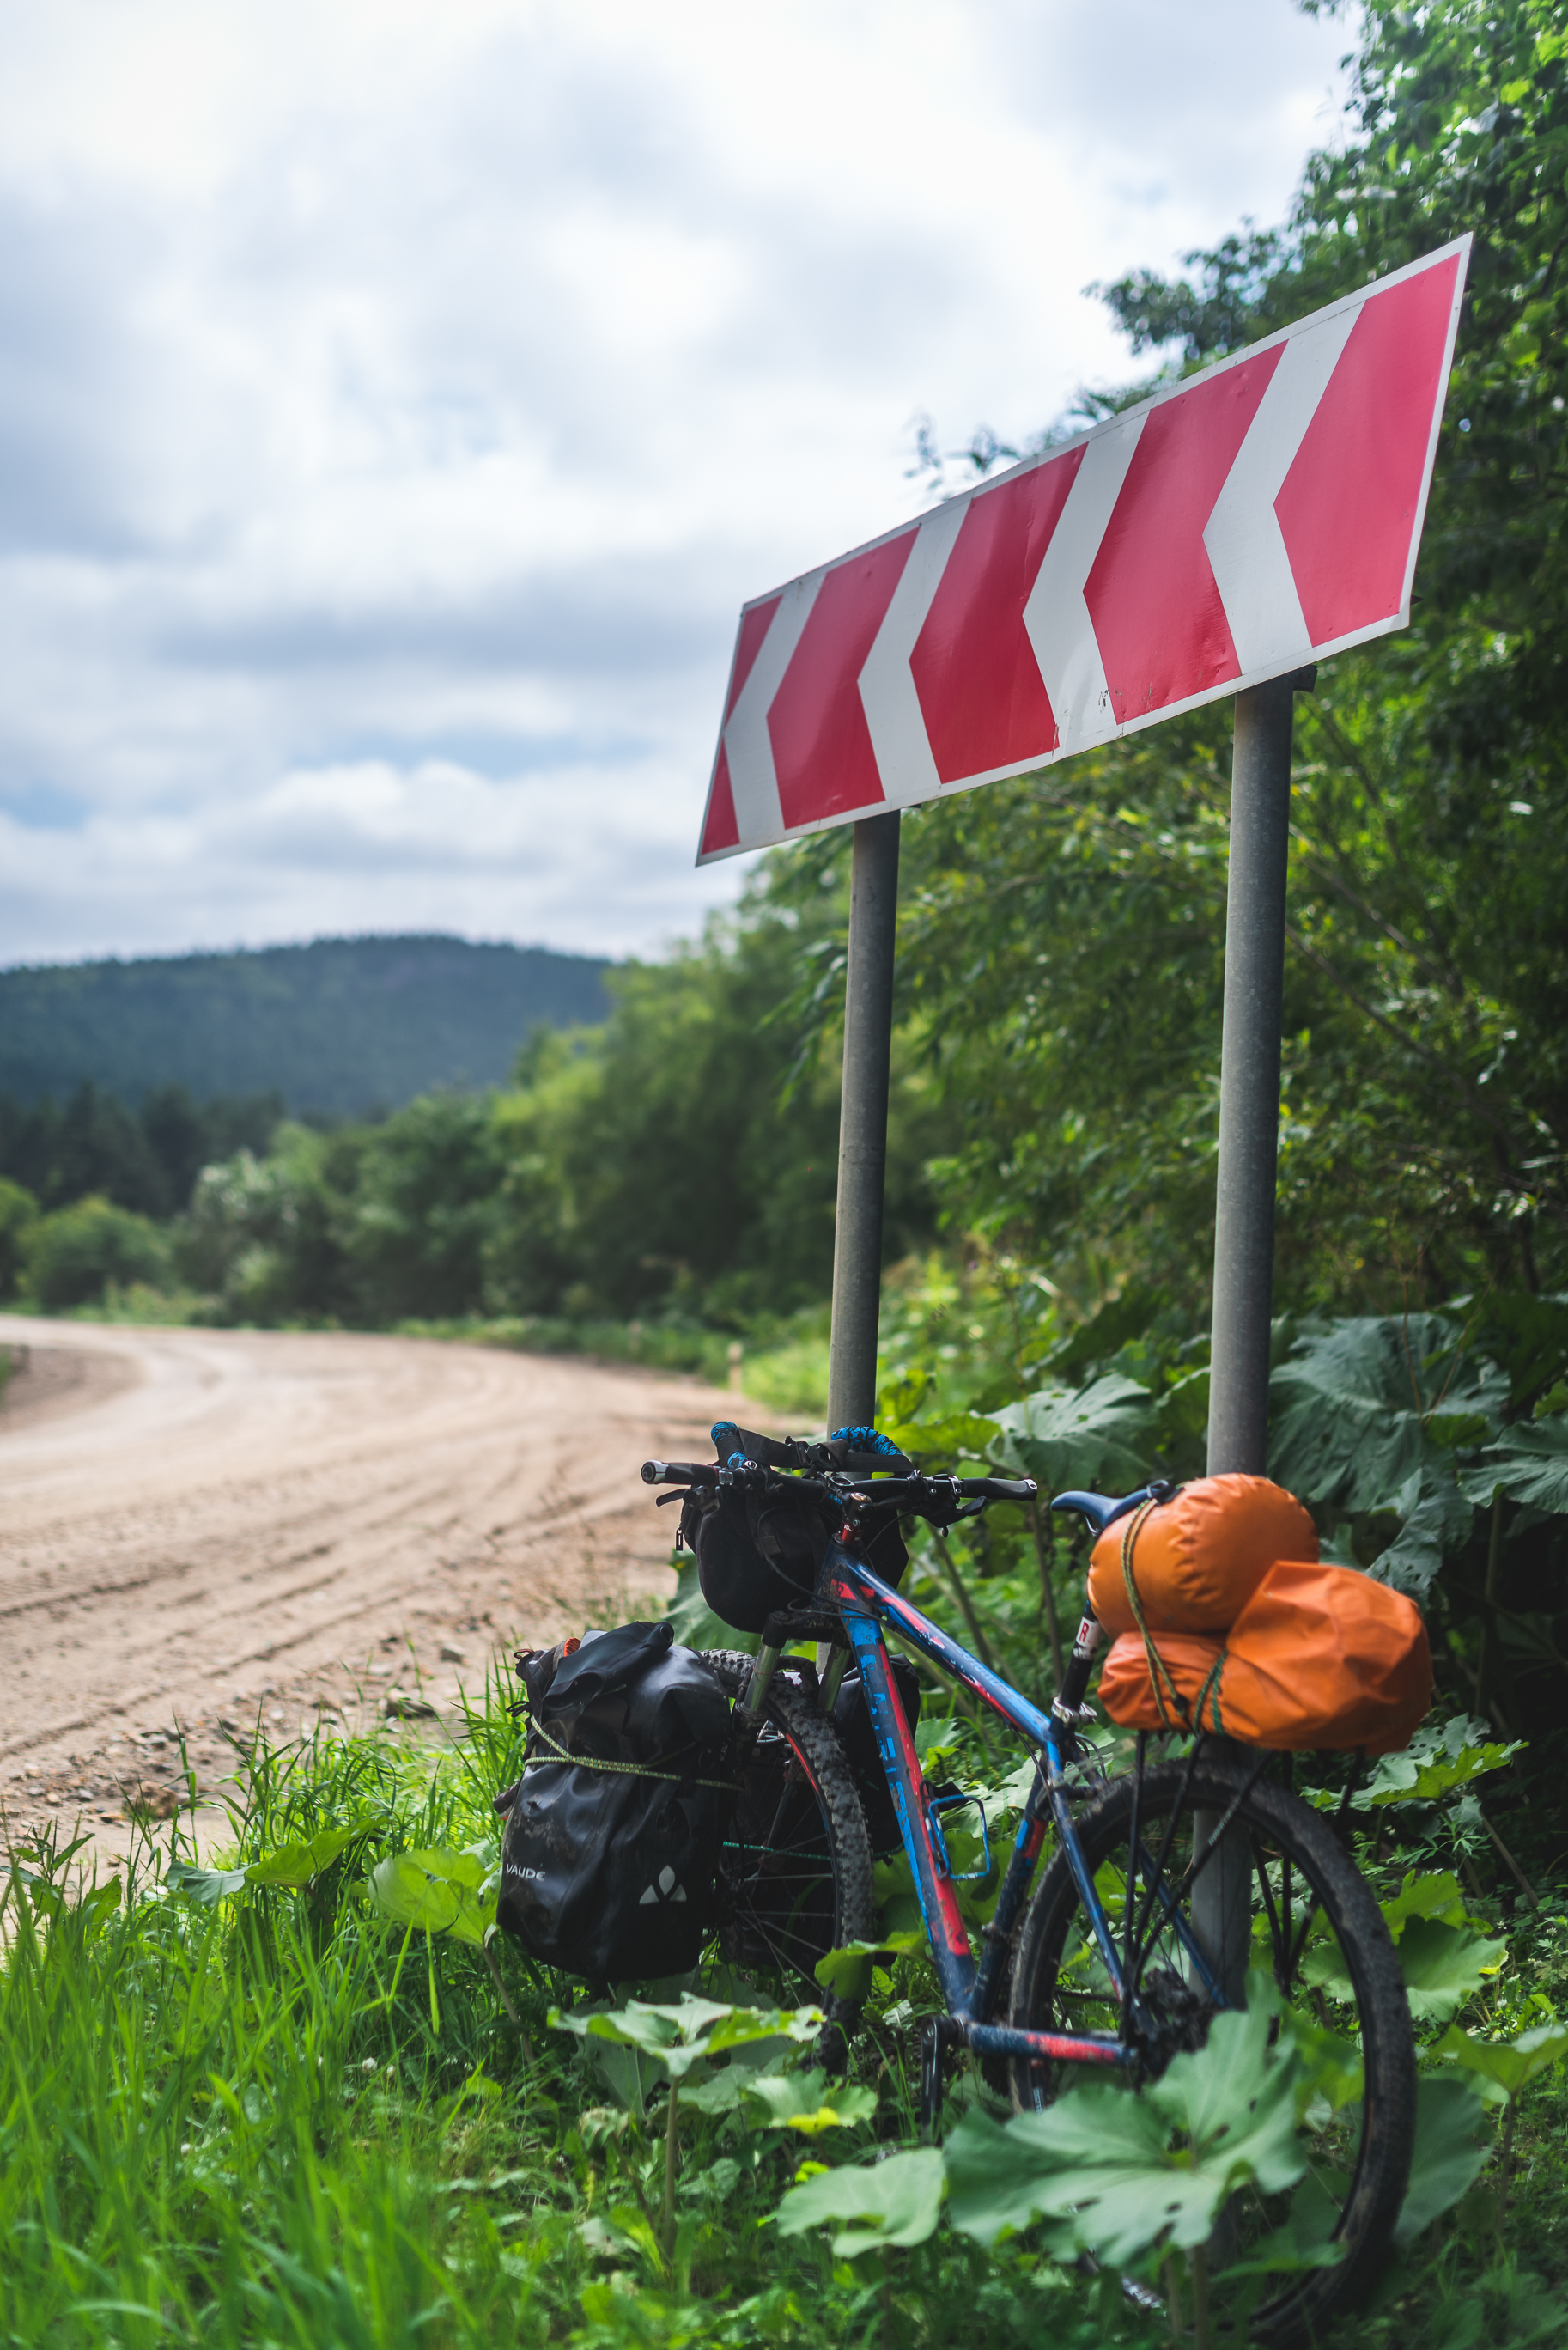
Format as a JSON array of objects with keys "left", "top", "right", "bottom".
[{"left": 0, "top": 935, "right": 612, "bottom": 1116}]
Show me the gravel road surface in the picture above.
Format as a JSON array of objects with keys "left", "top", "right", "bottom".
[{"left": 0, "top": 1319, "right": 732, "bottom": 1866}]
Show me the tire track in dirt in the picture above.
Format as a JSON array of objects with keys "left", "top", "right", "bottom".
[{"left": 0, "top": 1319, "right": 737, "bottom": 1866}]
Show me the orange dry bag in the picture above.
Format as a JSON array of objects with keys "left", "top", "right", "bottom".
[
  {"left": 1086, "top": 1476, "right": 1318, "bottom": 1636},
  {"left": 1095, "top": 1560, "right": 1431, "bottom": 1754}
]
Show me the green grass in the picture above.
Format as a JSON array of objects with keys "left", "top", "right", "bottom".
[{"left": 7, "top": 1658, "right": 1568, "bottom": 2350}]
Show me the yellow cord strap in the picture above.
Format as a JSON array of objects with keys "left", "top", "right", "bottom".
[
  {"left": 1118, "top": 1499, "right": 1227, "bottom": 1738},
  {"left": 523, "top": 1719, "right": 741, "bottom": 1793}
]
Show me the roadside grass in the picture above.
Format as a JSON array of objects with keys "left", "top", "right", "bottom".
[
  {"left": 7, "top": 1663, "right": 1568, "bottom": 2350},
  {"left": 393, "top": 1309, "right": 834, "bottom": 1424}
]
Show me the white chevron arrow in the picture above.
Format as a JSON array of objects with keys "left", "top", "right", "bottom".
[
  {"left": 1204, "top": 304, "right": 1359, "bottom": 673},
  {"left": 857, "top": 502, "right": 969, "bottom": 808},
  {"left": 721, "top": 573, "right": 821, "bottom": 847},
  {"left": 1022, "top": 420, "right": 1146, "bottom": 759}
]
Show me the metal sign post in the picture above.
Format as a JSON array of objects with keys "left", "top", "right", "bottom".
[
  {"left": 1193, "top": 664, "right": 1314, "bottom": 2001},
  {"left": 1206, "top": 667, "right": 1315, "bottom": 1484},
  {"left": 825, "top": 810, "right": 901, "bottom": 1433}
]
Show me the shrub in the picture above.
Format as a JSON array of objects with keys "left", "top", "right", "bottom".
[
  {"left": 22, "top": 1194, "right": 170, "bottom": 1306},
  {"left": 0, "top": 1176, "right": 39, "bottom": 1300}
]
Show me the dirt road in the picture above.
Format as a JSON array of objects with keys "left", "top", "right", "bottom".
[{"left": 0, "top": 1319, "right": 732, "bottom": 1865}]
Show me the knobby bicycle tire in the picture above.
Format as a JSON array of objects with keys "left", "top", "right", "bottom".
[
  {"left": 1007, "top": 1756, "right": 1415, "bottom": 2347},
  {"left": 700, "top": 1651, "right": 876, "bottom": 2059}
]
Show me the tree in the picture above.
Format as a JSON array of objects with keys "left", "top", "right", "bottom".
[{"left": 785, "top": 0, "right": 1568, "bottom": 1314}]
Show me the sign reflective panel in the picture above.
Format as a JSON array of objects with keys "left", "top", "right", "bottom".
[{"left": 697, "top": 237, "right": 1470, "bottom": 863}]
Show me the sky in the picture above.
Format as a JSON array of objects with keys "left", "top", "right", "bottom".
[{"left": 0, "top": 0, "right": 1358, "bottom": 971}]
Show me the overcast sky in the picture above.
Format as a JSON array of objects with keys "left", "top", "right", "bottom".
[{"left": 0, "top": 0, "right": 1357, "bottom": 970}]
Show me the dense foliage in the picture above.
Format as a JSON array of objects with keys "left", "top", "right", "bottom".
[
  {"left": 0, "top": 1082, "right": 282, "bottom": 1221},
  {"left": 0, "top": 935, "right": 611, "bottom": 1120},
  {"left": 159, "top": 912, "right": 939, "bottom": 1332}
]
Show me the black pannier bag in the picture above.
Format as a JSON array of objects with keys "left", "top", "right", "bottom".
[
  {"left": 495, "top": 1622, "right": 736, "bottom": 1982},
  {"left": 685, "top": 1421, "right": 910, "bottom": 1635}
]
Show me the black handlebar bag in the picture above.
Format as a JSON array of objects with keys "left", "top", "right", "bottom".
[
  {"left": 495, "top": 1623, "right": 737, "bottom": 1983},
  {"left": 687, "top": 1485, "right": 909, "bottom": 1635}
]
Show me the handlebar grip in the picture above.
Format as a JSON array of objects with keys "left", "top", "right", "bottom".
[
  {"left": 640, "top": 1460, "right": 716, "bottom": 1487},
  {"left": 957, "top": 1476, "right": 1037, "bottom": 1501}
]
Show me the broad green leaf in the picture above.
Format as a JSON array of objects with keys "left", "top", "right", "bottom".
[
  {"left": 776, "top": 2146, "right": 945, "bottom": 2258},
  {"left": 878, "top": 1367, "right": 933, "bottom": 1426},
  {"left": 1393, "top": 2077, "right": 1491, "bottom": 2245},
  {"left": 1153, "top": 1366, "right": 1210, "bottom": 1458},
  {"left": 1147, "top": 1975, "right": 1302, "bottom": 2189},
  {"left": 945, "top": 1976, "right": 1304, "bottom": 2266},
  {"left": 1380, "top": 1871, "right": 1470, "bottom": 1935},
  {"left": 368, "top": 1852, "right": 490, "bottom": 1947},
  {"left": 914, "top": 1716, "right": 960, "bottom": 1767},
  {"left": 165, "top": 1860, "right": 250, "bottom": 1907},
  {"left": 743, "top": 2068, "right": 833, "bottom": 2127},
  {"left": 1371, "top": 1463, "right": 1474, "bottom": 1594},
  {"left": 1388, "top": 1916, "right": 1507, "bottom": 2024},
  {"left": 702, "top": 2002, "right": 824, "bottom": 2058},
  {"left": 681, "top": 2069, "right": 750, "bottom": 2116},
  {"left": 249, "top": 1820, "right": 374, "bottom": 1890},
  {"left": 878, "top": 1409, "right": 1001, "bottom": 1465},
  {"left": 972, "top": 1756, "right": 1041, "bottom": 1816},
  {"left": 743, "top": 2071, "right": 878, "bottom": 2132},
  {"left": 679, "top": 2033, "right": 799, "bottom": 2111},
  {"left": 1355, "top": 1731, "right": 1522, "bottom": 1811},
  {"left": 782, "top": 2088, "right": 878, "bottom": 2135},
  {"left": 988, "top": 1373, "right": 1156, "bottom": 1497},
  {"left": 1219, "top": 2175, "right": 1346, "bottom": 2279},
  {"left": 1303, "top": 1886, "right": 1504, "bottom": 2024},
  {"left": 942, "top": 2108, "right": 1082, "bottom": 2254},
  {"left": 1269, "top": 1316, "right": 1508, "bottom": 1517},
  {"left": 1462, "top": 1294, "right": 1568, "bottom": 1416},
  {"left": 1277, "top": 2004, "right": 1364, "bottom": 2119},
  {"left": 1433, "top": 2021, "right": 1568, "bottom": 2100},
  {"left": 813, "top": 1932, "right": 923, "bottom": 1998},
  {"left": 1459, "top": 1415, "right": 1568, "bottom": 1514},
  {"left": 550, "top": 1994, "right": 820, "bottom": 2081}
]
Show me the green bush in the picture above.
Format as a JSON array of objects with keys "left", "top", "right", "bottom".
[
  {"left": 0, "top": 1175, "right": 39, "bottom": 1300},
  {"left": 22, "top": 1195, "right": 171, "bottom": 1307}
]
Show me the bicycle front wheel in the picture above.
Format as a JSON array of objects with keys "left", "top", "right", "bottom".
[
  {"left": 1007, "top": 1755, "right": 1415, "bottom": 2347},
  {"left": 699, "top": 1653, "right": 876, "bottom": 2047}
]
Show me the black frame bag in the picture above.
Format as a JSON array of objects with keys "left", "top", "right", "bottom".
[{"left": 495, "top": 1624, "right": 737, "bottom": 1982}]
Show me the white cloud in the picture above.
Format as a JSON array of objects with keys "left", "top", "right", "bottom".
[{"left": 0, "top": 0, "right": 1356, "bottom": 968}]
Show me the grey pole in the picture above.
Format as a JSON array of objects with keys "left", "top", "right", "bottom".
[
  {"left": 826, "top": 809, "right": 901, "bottom": 1434},
  {"left": 1194, "top": 666, "right": 1313, "bottom": 2007},
  {"left": 1206, "top": 667, "right": 1315, "bottom": 1482}
]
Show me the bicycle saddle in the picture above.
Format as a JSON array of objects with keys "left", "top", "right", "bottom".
[{"left": 1050, "top": 1485, "right": 1159, "bottom": 1534}]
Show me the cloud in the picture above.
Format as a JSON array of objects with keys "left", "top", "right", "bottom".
[{"left": 0, "top": 0, "right": 1355, "bottom": 967}]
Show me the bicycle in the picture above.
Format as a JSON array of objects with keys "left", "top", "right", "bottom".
[{"left": 643, "top": 1432, "right": 1417, "bottom": 2347}]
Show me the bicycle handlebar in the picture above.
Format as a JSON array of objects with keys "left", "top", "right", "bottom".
[
  {"left": 857, "top": 1473, "right": 1036, "bottom": 1505},
  {"left": 639, "top": 1457, "right": 1036, "bottom": 1515}
]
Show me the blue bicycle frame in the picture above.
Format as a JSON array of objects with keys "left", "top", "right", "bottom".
[{"left": 818, "top": 1526, "right": 1226, "bottom": 2073}]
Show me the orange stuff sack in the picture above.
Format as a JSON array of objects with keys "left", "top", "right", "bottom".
[
  {"left": 1087, "top": 1476, "right": 1318, "bottom": 1636},
  {"left": 1095, "top": 1560, "right": 1431, "bottom": 1754}
]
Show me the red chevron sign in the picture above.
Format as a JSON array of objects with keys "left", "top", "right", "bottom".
[{"left": 697, "top": 237, "right": 1470, "bottom": 863}]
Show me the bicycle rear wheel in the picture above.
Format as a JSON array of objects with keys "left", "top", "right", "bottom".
[
  {"left": 700, "top": 1653, "right": 876, "bottom": 2046},
  {"left": 1007, "top": 1755, "right": 1415, "bottom": 2347}
]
